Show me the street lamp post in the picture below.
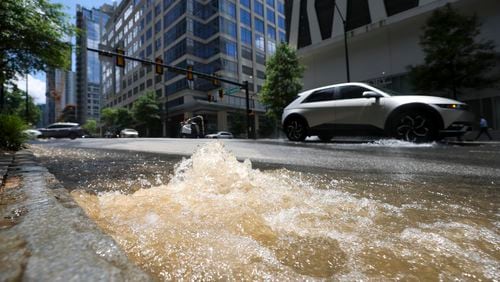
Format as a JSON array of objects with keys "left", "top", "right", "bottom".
[
  {"left": 25, "top": 73, "right": 29, "bottom": 120},
  {"left": 334, "top": 3, "right": 350, "bottom": 82}
]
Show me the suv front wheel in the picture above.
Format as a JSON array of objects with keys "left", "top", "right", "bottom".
[
  {"left": 284, "top": 117, "right": 308, "bottom": 141},
  {"left": 390, "top": 110, "right": 437, "bottom": 143}
]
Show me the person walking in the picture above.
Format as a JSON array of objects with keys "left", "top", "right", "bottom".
[{"left": 475, "top": 116, "right": 493, "bottom": 140}]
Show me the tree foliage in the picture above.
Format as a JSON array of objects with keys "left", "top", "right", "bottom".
[
  {"left": 132, "top": 92, "right": 161, "bottom": 135},
  {"left": 259, "top": 43, "right": 304, "bottom": 120},
  {"left": 0, "top": 0, "right": 75, "bottom": 82},
  {"left": 82, "top": 119, "right": 98, "bottom": 136},
  {"left": 3, "top": 87, "right": 40, "bottom": 125},
  {"left": 0, "top": 114, "right": 28, "bottom": 151},
  {"left": 100, "top": 107, "right": 133, "bottom": 133},
  {"left": 408, "top": 4, "right": 498, "bottom": 99}
]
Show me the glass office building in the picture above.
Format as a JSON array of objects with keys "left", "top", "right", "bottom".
[
  {"left": 76, "top": 5, "right": 113, "bottom": 124},
  {"left": 102, "top": 0, "right": 286, "bottom": 137}
]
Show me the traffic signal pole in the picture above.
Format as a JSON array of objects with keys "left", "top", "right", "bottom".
[{"left": 88, "top": 47, "right": 253, "bottom": 139}]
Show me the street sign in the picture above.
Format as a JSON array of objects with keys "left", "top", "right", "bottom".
[{"left": 224, "top": 87, "right": 240, "bottom": 95}]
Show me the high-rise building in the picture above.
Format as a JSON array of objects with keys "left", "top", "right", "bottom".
[
  {"left": 286, "top": 0, "right": 500, "bottom": 129},
  {"left": 102, "top": 0, "right": 286, "bottom": 137},
  {"left": 45, "top": 69, "right": 76, "bottom": 123},
  {"left": 76, "top": 4, "right": 114, "bottom": 125}
]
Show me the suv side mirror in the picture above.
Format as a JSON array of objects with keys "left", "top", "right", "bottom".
[{"left": 362, "top": 91, "right": 383, "bottom": 99}]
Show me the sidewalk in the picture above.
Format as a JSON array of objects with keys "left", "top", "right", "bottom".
[{"left": 0, "top": 150, "right": 152, "bottom": 281}]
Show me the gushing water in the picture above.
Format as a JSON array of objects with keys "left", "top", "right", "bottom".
[{"left": 72, "top": 142, "right": 499, "bottom": 280}]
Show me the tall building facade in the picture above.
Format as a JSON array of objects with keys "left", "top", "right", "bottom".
[
  {"left": 45, "top": 69, "right": 76, "bottom": 124},
  {"left": 102, "top": 0, "right": 286, "bottom": 137},
  {"left": 286, "top": 0, "right": 500, "bottom": 129},
  {"left": 76, "top": 4, "right": 114, "bottom": 125}
]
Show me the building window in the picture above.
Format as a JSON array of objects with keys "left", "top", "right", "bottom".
[
  {"left": 241, "top": 27, "right": 252, "bottom": 46},
  {"left": 242, "top": 65, "right": 253, "bottom": 76},
  {"left": 242, "top": 45, "right": 252, "bottom": 60},
  {"left": 240, "top": 8, "right": 251, "bottom": 27},
  {"left": 279, "top": 31, "right": 286, "bottom": 43},
  {"left": 346, "top": 0, "right": 371, "bottom": 31},
  {"left": 256, "top": 52, "right": 265, "bottom": 65},
  {"left": 315, "top": 0, "right": 334, "bottom": 40},
  {"left": 278, "top": 16, "right": 285, "bottom": 29},
  {"left": 220, "top": 17, "right": 237, "bottom": 38},
  {"left": 220, "top": 0, "right": 236, "bottom": 19},
  {"left": 164, "top": 1, "right": 186, "bottom": 28},
  {"left": 254, "top": 0, "right": 264, "bottom": 17},
  {"left": 255, "top": 18, "right": 264, "bottom": 33},
  {"left": 267, "top": 40, "right": 276, "bottom": 54},
  {"left": 255, "top": 34, "right": 265, "bottom": 51},
  {"left": 257, "top": 70, "right": 265, "bottom": 79},
  {"left": 384, "top": 0, "right": 418, "bottom": 16},
  {"left": 221, "top": 38, "right": 238, "bottom": 58},
  {"left": 267, "top": 25, "right": 276, "bottom": 40},
  {"left": 266, "top": 8, "right": 275, "bottom": 22},
  {"left": 146, "top": 27, "right": 152, "bottom": 40},
  {"left": 266, "top": 0, "right": 274, "bottom": 7},
  {"left": 277, "top": 0, "right": 284, "bottom": 14},
  {"left": 240, "top": 0, "right": 250, "bottom": 9},
  {"left": 155, "top": 20, "right": 162, "bottom": 33}
]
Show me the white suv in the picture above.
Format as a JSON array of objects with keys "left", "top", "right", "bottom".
[{"left": 282, "top": 82, "right": 474, "bottom": 142}]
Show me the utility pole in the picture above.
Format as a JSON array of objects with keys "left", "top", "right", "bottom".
[
  {"left": 334, "top": 3, "right": 350, "bottom": 82},
  {"left": 25, "top": 73, "right": 29, "bottom": 120}
]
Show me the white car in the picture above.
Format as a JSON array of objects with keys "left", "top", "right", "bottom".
[
  {"left": 120, "top": 128, "right": 139, "bottom": 138},
  {"left": 205, "top": 131, "right": 234, "bottom": 139},
  {"left": 282, "top": 82, "right": 474, "bottom": 142}
]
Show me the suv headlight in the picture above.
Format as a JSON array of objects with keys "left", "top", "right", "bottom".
[{"left": 436, "top": 104, "right": 468, "bottom": 110}]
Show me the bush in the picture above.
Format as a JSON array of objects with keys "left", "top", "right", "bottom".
[{"left": 0, "top": 114, "right": 28, "bottom": 151}]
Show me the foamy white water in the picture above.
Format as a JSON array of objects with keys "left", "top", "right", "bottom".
[{"left": 72, "top": 142, "right": 499, "bottom": 280}]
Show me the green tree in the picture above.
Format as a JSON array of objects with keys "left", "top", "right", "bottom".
[
  {"left": 101, "top": 107, "right": 133, "bottom": 134},
  {"left": 82, "top": 119, "right": 98, "bottom": 136},
  {"left": 229, "top": 111, "right": 246, "bottom": 137},
  {"left": 408, "top": 4, "right": 498, "bottom": 99},
  {"left": 3, "top": 87, "right": 40, "bottom": 125},
  {"left": 132, "top": 92, "right": 161, "bottom": 136},
  {"left": 0, "top": 0, "right": 75, "bottom": 110},
  {"left": 0, "top": 114, "right": 28, "bottom": 150},
  {"left": 259, "top": 43, "right": 304, "bottom": 120}
]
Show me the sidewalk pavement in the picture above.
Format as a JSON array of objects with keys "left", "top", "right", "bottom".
[{"left": 0, "top": 150, "right": 152, "bottom": 281}]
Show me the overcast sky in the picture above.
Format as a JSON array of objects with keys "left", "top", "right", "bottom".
[{"left": 14, "top": 0, "right": 115, "bottom": 105}]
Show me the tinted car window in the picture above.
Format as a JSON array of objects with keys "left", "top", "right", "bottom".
[
  {"left": 337, "top": 86, "right": 369, "bottom": 100},
  {"left": 302, "top": 88, "right": 334, "bottom": 103}
]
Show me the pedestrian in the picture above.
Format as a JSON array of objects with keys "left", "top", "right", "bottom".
[{"left": 475, "top": 116, "right": 493, "bottom": 141}]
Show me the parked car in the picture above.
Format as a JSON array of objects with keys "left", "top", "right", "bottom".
[
  {"left": 38, "top": 122, "right": 84, "bottom": 139},
  {"left": 205, "top": 131, "right": 234, "bottom": 139},
  {"left": 282, "top": 82, "right": 474, "bottom": 143},
  {"left": 120, "top": 128, "right": 139, "bottom": 138},
  {"left": 23, "top": 129, "right": 42, "bottom": 139}
]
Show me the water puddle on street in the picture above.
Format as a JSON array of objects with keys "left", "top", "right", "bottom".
[{"left": 70, "top": 143, "right": 499, "bottom": 280}]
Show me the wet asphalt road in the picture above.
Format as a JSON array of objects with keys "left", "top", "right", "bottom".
[{"left": 30, "top": 138, "right": 500, "bottom": 187}]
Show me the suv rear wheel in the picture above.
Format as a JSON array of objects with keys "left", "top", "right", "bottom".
[
  {"left": 391, "top": 110, "right": 437, "bottom": 143},
  {"left": 284, "top": 117, "right": 308, "bottom": 141}
]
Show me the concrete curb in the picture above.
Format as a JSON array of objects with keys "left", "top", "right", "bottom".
[{"left": 0, "top": 150, "right": 152, "bottom": 281}]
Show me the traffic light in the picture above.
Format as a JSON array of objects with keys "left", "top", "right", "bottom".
[
  {"left": 218, "top": 89, "right": 224, "bottom": 99},
  {"left": 116, "top": 48, "right": 125, "bottom": 68},
  {"left": 155, "top": 57, "right": 163, "bottom": 75},
  {"left": 212, "top": 73, "right": 220, "bottom": 86},
  {"left": 186, "top": 65, "right": 194, "bottom": 81}
]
